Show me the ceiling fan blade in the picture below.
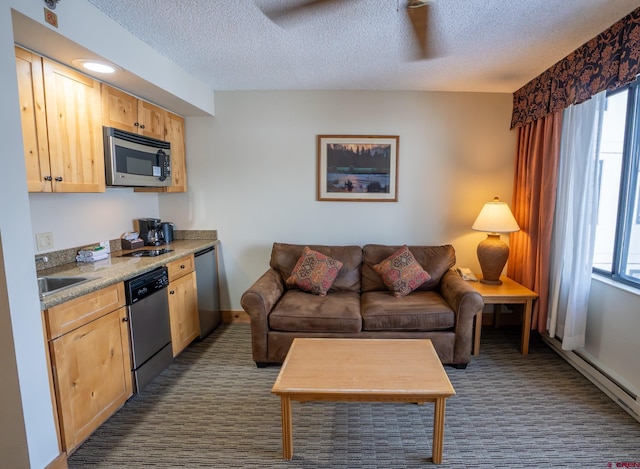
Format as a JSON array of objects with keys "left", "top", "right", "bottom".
[
  {"left": 261, "top": 0, "right": 350, "bottom": 25},
  {"left": 406, "top": 1, "right": 433, "bottom": 60}
]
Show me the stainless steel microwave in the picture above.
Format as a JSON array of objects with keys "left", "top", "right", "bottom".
[{"left": 103, "top": 127, "right": 171, "bottom": 187}]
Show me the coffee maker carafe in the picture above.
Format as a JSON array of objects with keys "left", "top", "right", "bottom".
[{"left": 138, "top": 218, "right": 165, "bottom": 246}]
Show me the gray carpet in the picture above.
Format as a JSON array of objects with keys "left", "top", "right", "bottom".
[{"left": 67, "top": 323, "right": 640, "bottom": 468}]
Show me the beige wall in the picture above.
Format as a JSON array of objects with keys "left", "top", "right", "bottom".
[{"left": 160, "top": 90, "right": 518, "bottom": 310}]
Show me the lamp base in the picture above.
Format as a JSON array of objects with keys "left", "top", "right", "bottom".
[
  {"left": 480, "top": 277, "right": 503, "bottom": 285},
  {"left": 477, "top": 233, "right": 509, "bottom": 285}
]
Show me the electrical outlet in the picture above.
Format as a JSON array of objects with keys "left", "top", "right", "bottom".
[{"left": 36, "top": 232, "right": 54, "bottom": 251}]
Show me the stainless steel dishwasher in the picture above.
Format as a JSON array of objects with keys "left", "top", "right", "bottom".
[
  {"left": 194, "top": 246, "right": 221, "bottom": 339},
  {"left": 125, "top": 267, "right": 173, "bottom": 393}
]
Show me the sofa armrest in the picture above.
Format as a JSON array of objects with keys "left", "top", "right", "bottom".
[
  {"left": 240, "top": 268, "right": 285, "bottom": 364},
  {"left": 439, "top": 269, "right": 484, "bottom": 364}
]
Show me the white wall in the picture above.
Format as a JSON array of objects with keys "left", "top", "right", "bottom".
[
  {"left": 160, "top": 90, "right": 517, "bottom": 310},
  {"left": 584, "top": 278, "right": 640, "bottom": 395},
  {"left": 29, "top": 190, "right": 161, "bottom": 253},
  {"left": 1, "top": 5, "right": 58, "bottom": 468}
]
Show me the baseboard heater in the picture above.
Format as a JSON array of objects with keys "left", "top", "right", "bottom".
[{"left": 543, "top": 334, "right": 640, "bottom": 424}]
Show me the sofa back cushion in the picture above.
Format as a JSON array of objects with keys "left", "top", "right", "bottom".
[
  {"left": 270, "top": 243, "right": 362, "bottom": 293},
  {"left": 362, "top": 244, "right": 456, "bottom": 292}
]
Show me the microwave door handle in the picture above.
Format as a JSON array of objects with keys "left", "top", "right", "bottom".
[{"left": 158, "top": 150, "right": 168, "bottom": 181}]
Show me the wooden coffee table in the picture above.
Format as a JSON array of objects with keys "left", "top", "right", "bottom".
[{"left": 271, "top": 338, "right": 456, "bottom": 463}]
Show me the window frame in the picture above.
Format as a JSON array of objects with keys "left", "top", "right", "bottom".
[{"left": 592, "top": 81, "right": 640, "bottom": 289}]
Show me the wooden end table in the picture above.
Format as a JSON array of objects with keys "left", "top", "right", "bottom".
[
  {"left": 271, "top": 338, "right": 456, "bottom": 464},
  {"left": 470, "top": 275, "right": 538, "bottom": 356}
]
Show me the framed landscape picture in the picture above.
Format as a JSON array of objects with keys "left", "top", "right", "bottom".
[{"left": 317, "top": 135, "right": 399, "bottom": 202}]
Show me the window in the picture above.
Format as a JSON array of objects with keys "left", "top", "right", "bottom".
[{"left": 593, "top": 82, "right": 640, "bottom": 288}]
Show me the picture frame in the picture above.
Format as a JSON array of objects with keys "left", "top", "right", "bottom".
[{"left": 317, "top": 135, "right": 399, "bottom": 202}]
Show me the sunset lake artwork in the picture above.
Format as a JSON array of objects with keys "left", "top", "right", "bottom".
[
  {"left": 326, "top": 143, "right": 391, "bottom": 193},
  {"left": 317, "top": 135, "right": 398, "bottom": 202}
]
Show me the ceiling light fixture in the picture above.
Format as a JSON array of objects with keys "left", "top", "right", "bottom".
[{"left": 72, "top": 59, "right": 121, "bottom": 74}]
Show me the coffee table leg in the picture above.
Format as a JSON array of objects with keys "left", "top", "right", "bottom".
[
  {"left": 432, "top": 398, "right": 446, "bottom": 464},
  {"left": 281, "top": 395, "right": 293, "bottom": 460}
]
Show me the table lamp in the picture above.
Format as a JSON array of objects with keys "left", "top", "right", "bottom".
[{"left": 471, "top": 197, "right": 520, "bottom": 285}]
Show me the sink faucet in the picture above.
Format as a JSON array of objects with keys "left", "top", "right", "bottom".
[{"left": 35, "top": 255, "right": 49, "bottom": 263}]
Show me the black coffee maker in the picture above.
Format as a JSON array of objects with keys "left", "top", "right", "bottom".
[{"left": 138, "top": 218, "right": 165, "bottom": 246}]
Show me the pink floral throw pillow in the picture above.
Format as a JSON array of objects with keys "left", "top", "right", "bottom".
[
  {"left": 373, "top": 245, "right": 432, "bottom": 297},
  {"left": 286, "top": 247, "right": 343, "bottom": 296}
]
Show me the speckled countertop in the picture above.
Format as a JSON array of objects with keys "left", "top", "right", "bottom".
[{"left": 38, "top": 238, "right": 218, "bottom": 310}]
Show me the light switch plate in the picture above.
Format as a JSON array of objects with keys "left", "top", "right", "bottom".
[{"left": 36, "top": 232, "right": 54, "bottom": 251}]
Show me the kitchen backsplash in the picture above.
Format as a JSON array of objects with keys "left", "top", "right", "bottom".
[{"left": 35, "top": 230, "right": 217, "bottom": 271}]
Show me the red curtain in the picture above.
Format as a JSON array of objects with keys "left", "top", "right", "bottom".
[{"left": 507, "top": 110, "right": 563, "bottom": 333}]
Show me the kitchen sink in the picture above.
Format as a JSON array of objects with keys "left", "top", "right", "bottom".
[{"left": 37, "top": 276, "right": 92, "bottom": 298}]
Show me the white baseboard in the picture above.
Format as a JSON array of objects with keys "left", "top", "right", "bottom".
[{"left": 543, "top": 334, "right": 640, "bottom": 424}]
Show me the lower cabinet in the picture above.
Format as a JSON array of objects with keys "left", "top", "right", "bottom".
[
  {"left": 167, "top": 254, "right": 200, "bottom": 356},
  {"left": 44, "top": 283, "right": 132, "bottom": 453}
]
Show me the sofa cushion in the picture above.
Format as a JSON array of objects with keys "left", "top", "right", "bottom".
[
  {"left": 373, "top": 245, "right": 431, "bottom": 297},
  {"left": 362, "top": 244, "right": 456, "bottom": 293},
  {"left": 361, "top": 291, "right": 455, "bottom": 331},
  {"left": 268, "top": 290, "right": 362, "bottom": 333},
  {"left": 285, "top": 246, "right": 343, "bottom": 296},
  {"left": 270, "top": 243, "right": 362, "bottom": 293}
]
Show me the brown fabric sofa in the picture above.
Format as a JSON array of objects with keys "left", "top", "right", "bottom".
[{"left": 240, "top": 243, "right": 484, "bottom": 368}]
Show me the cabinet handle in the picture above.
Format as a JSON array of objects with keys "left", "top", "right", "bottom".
[
  {"left": 44, "top": 176, "right": 52, "bottom": 181},
  {"left": 180, "top": 264, "right": 185, "bottom": 269},
  {"left": 122, "top": 317, "right": 129, "bottom": 322},
  {"left": 54, "top": 176, "right": 63, "bottom": 182},
  {"left": 169, "top": 290, "right": 175, "bottom": 295},
  {"left": 134, "top": 122, "right": 139, "bottom": 127},
  {"left": 139, "top": 124, "right": 145, "bottom": 129}
]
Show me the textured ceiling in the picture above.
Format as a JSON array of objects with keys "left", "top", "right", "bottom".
[{"left": 85, "top": 0, "right": 640, "bottom": 93}]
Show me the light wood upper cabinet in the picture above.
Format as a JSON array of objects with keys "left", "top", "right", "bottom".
[
  {"left": 101, "top": 84, "right": 138, "bottom": 134},
  {"left": 166, "top": 255, "right": 199, "bottom": 356},
  {"left": 164, "top": 112, "right": 187, "bottom": 192},
  {"left": 41, "top": 57, "right": 105, "bottom": 192},
  {"left": 138, "top": 99, "right": 165, "bottom": 140},
  {"left": 16, "top": 47, "right": 105, "bottom": 193},
  {"left": 15, "top": 46, "right": 52, "bottom": 192},
  {"left": 103, "top": 84, "right": 187, "bottom": 192},
  {"left": 102, "top": 84, "right": 165, "bottom": 140}
]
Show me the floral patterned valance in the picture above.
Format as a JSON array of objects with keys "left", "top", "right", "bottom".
[{"left": 511, "top": 7, "right": 640, "bottom": 129}]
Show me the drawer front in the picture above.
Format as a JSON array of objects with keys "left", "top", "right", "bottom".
[
  {"left": 167, "top": 254, "right": 194, "bottom": 282},
  {"left": 44, "top": 283, "right": 126, "bottom": 340}
]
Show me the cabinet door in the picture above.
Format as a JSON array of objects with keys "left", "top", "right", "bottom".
[
  {"left": 164, "top": 112, "right": 187, "bottom": 192},
  {"left": 135, "top": 111, "right": 187, "bottom": 194},
  {"left": 138, "top": 99, "right": 165, "bottom": 140},
  {"left": 168, "top": 271, "right": 200, "bottom": 357},
  {"left": 15, "top": 46, "right": 52, "bottom": 192},
  {"left": 50, "top": 306, "right": 133, "bottom": 452},
  {"left": 101, "top": 83, "right": 139, "bottom": 133},
  {"left": 42, "top": 58, "right": 105, "bottom": 192}
]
